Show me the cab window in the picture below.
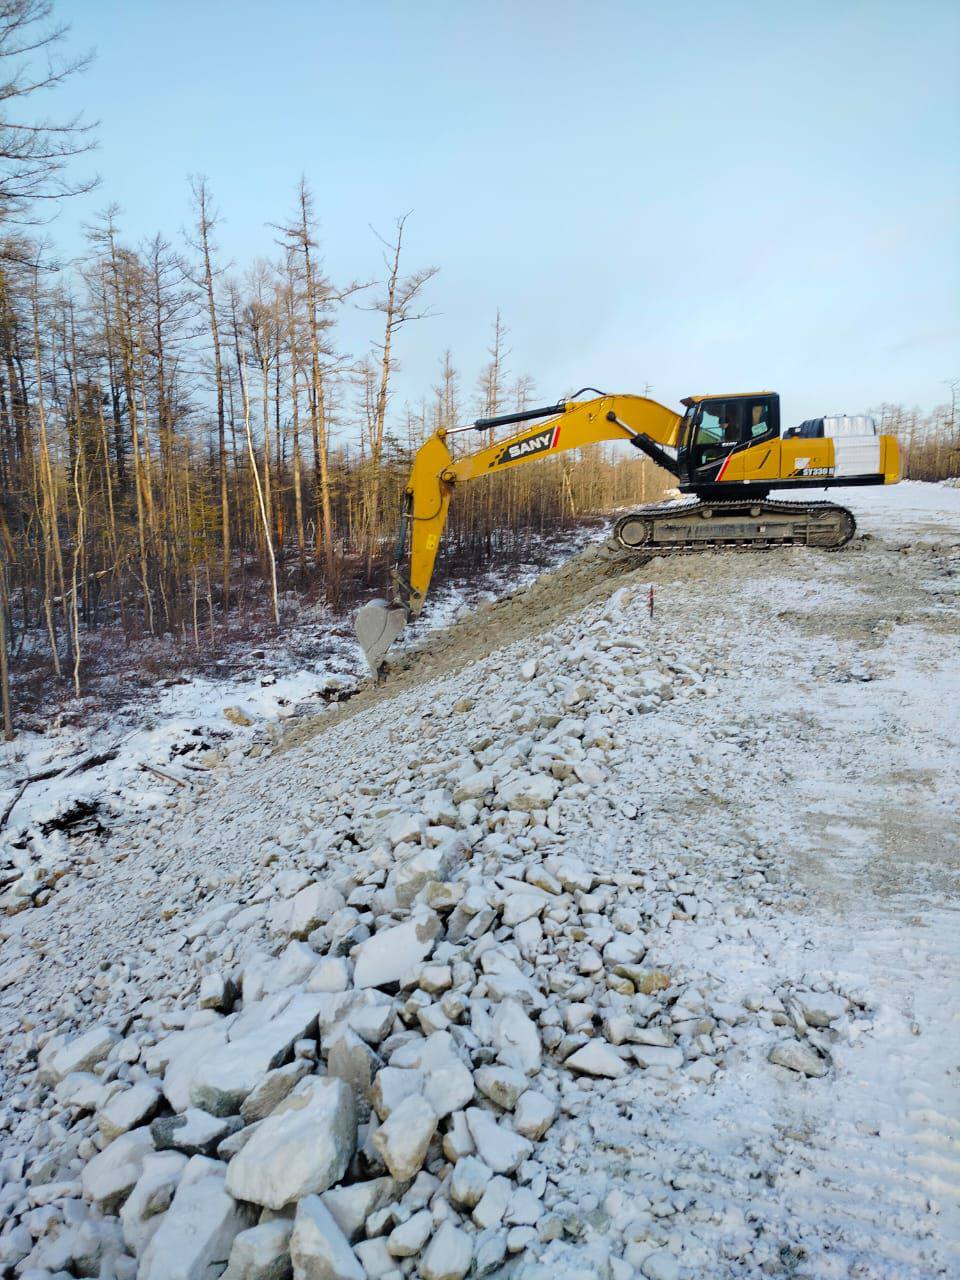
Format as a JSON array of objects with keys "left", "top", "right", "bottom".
[
  {"left": 699, "top": 398, "right": 774, "bottom": 447},
  {"left": 696, "top": 404, "right": 727, "bottom": 446},
  {"left": 697, "top": 401, "right": 744, "bottom": 452},
  {"left": 749, "top": 402, "right": 770, "bottom": 437},
  {"left": 692, "top": 402, "right": 734, "bottom": 467}
]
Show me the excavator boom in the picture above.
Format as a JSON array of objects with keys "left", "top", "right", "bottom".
[
  {"left": 397, "top": 395, "right": 681, "bottom": 619},
  {"left": 356, "top": 394, "right": 678, "bottom": 671}
]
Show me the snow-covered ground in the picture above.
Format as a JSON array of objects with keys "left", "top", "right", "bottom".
[
  {"left": 0, "top": 529, "right": 601, "bottom": 895},
  {"left": 0, "top": 483, "right": 957, "bottom": 1280},
  {"left": 804, "top": 477, "right": 960, "bottom": 542}
]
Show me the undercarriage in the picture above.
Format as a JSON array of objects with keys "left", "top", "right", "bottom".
[{"left": 612, "top": 496, "right": 857, "bottom": 553}]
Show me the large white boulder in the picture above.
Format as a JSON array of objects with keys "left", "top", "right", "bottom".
[
  {"left": 183, "top": 901, "right": 241, "bottom": 940},
  {"left": 386, "top": 1207, "right": 433, "bottom": 1257},
  {"left": 500, "top": 892, "right": 548, "bottom": 927},
  {"left": 190, "top": 994, "right": 325, "bottom": 1115},
  {"left": 240, "top": 1058, "right": 314, "bottom": 1123},
  {"left": 423, "top": 1058, "right": 474, "bottom": 1119},
  {"left": 325, "top": 1028, "right": 379, "bottom": 1103},
  {"left": 391, "top": 848, "right": 450, "bottom": 909},
  {"left": 119, "top": 1151, "right": 187, "bottom": 1254},
  {"left": 321, "top": 1177, "right": 396, "bottom": 1242},
  {"left": 352, "top": 909, "right": 440, "bottom": 989},
  {"left": 449, "top": 1155, "right": 493, "bottom": 1209},
  {"left": 419, "top": 1221, "right": 473, "bottom": 1280},
  {"left": 99, "top": 1082, "right": 161, "bottom": 1142},
  {"left": 80, "top": 1125, "right": 154, "bottom": 1212},
  {"left": 290, "top": 1195, "right": 364, "bottom": 1280},
  {"left": 514, "top": 1090, "right": 556, "bottom": 1140},
  {"left": 54, "top": 1070, "right": 105, "bottom": 1112},
  {"left": 387, "top": 812, "right": 427, "bottom": 847},
  {"left": 152, "top": 1107, "right": 240, "bottom": 1157},
  {"left": 371, "top": 1066, "right": 424, "bottom": 1120},
  {"left": 497, "top": 773, "right": 558, "bottom": 813},
  {"left": 262, "top": 943, "right": 321, "bottom": 995},
  {"left": 769, "top": 1039, "right": 829, "bottom": 1078},
  {"left": 797, "top": 991, "right": 848, "bottom": 1027},
  {"left": 472, "top": 1175, "right": 512, "bottom": 1230},
  {"left": 641, "top": 1250, "right": 681, "bottom": 1280},
  {"left": 225, "top": 1076, "right": 356, "bottom": 1210},
  {"left": 307, "top": 956, "right": 351, "bottom": 993},
  {"left": 505, "top": 1185, "right": 544, "bottom": 1226},
  {"left": 632, "top": 1043, "right": 683, "bottom": 1071},
  {"left": 475, "top": 1065, "right": 527, "bottom": 1110},
  {"left": 353, "top": 1236, "right": 394, "bottom": 1278},
  {"left": 474, "top": 1231, "right": 508, "bottom": 1275},
  {"left": 161, "top": 1022, "right": 231, "bottom": 1113},
  {"left": 452, "top": 768, "right": 495, "bottom": 804},
  {"left": 279, "top": 883, "right": 346, "bottom": 940},
  {"left": 547, "top": 856, "right": 593, "bottom": 893},
  {"left": 222, "top": 1219, "right": 294, "bottom": 1280},
  {"left": 139, "top": 1157, "right": 255, "bottom": 1280},
  {"left": 371, "top": 1093, "right": 437, "bottom": 1181},
  {"left": 421, "top": 788, "right": 459, "bottom": 826},
  {"left": 198, "top": 971, "right": 236, "bottom": 1011},
  {"left": 603, "top": 932, "right": 647, "bottom": 966},
  {"left": 49, "top": 1026, "right": 119, "bottom": 1082},
  {"left": 566, "top": 1041, "right": 627, "bottom": 1078},
  {"left": 465, "top": 1108, "right": 532, "bottom": 1174},
  {"left": 347, "top": 999, "right": 395, "bottom": 1046},
  {"left": 492, "top": 1000, "right": 541, "bottom": 1075}
]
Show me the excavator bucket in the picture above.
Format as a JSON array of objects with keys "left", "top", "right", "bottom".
[{"left": 355, "top": 599, "right": 408, "bottom": 675}]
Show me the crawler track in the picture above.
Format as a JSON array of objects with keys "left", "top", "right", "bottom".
[{"left": 612, "top": 498, "right": 857, "bottom": 554}]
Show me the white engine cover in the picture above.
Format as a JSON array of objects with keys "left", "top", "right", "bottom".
[{"left": 832, "top": 435, "right": 881, "bottom": 477}]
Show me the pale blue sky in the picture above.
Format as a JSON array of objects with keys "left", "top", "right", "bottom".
[{"left": 54, "top": 0, "right": 959, "bottom": 429}]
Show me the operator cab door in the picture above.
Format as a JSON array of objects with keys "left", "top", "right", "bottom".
[{"left": 678, "top": 394, "right": 779, "bottom": 488}]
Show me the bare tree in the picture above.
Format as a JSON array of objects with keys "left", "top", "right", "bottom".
[
  {"left": 275, "top": 181, "right": 341, "bottom": 586},
  {"left": 229, "top": 283, "right": 279, "bottom": 626},
  {"left": 362, "top": 212, "right": 437, "bottom": 566},
  {"left": 0, "top": 537, "right": 13, "bottom": 738},
  {"left": 281, "top": 262, "right": 307, "bottom": 579},
  {"left": 190, "top": 176, "right": 231, "bottom": 621},
  {"left": 0, "top": 0, "right": 97, "bottom": 226},
  {"left": 477, "top": 310, "right": 509, "bottom": 554}
]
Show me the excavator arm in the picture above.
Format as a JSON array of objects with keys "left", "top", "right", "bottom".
[{"left": 355, "top": 393, "right": 682, "bottom": 671}]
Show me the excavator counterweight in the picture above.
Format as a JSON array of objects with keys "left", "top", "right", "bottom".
[{"left": 355, "top": 388, "right": 900, "bottom": 673}]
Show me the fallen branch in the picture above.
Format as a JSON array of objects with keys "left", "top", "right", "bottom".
[
  {"left": 0, "top": 733, "right": 132, "bottom": 828},
  {"left": 0, "top": 781, "right": 29, "bottom": 831},
  {"left": 61, "top": 747, "right": 120, "bottom": 779},
  {"left": 138, "top": 762, "right": 188, "bottom": 788},
  {"left": 12, "top": 763, "right": 67, "bottom": 785}
]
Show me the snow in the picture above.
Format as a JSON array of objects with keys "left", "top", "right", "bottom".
[
  {"left": 0, "top": 664, "right": 352, "bottom": 860},
  {"left": 0, "top": 528, "right": 593, "bottom": 881},
  {"left": 803, "top": 477, "right": 960, "bottom": 542},
  {"left": 6, "top": 482, "right": 947, "bottom": 864},
  {"left": 1, "top": 481, "right": 958, "bottom": 1278}
]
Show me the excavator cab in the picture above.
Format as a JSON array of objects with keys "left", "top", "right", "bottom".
[{"left": 676, "top": 392, "right": 780, "bottom": 495}]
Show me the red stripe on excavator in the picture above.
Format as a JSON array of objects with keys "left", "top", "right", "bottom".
[
  {"left": 716, "top": 453, "right": 732, "bottom": 481},
  {"left": 551, "top": 424, "right": 561, "bottom": 448}
]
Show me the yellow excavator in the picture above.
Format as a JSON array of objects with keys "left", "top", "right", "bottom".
[{"left": 355, "top": 388, "right": 900, "bottom": 671}]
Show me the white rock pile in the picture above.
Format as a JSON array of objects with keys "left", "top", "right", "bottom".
[{"left": 0, "top": 585, "right": 864, "bottom": 1279}]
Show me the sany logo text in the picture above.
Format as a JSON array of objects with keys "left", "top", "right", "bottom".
[{"left": 490, "top": 424, "right": 561, "bottom": 468}]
